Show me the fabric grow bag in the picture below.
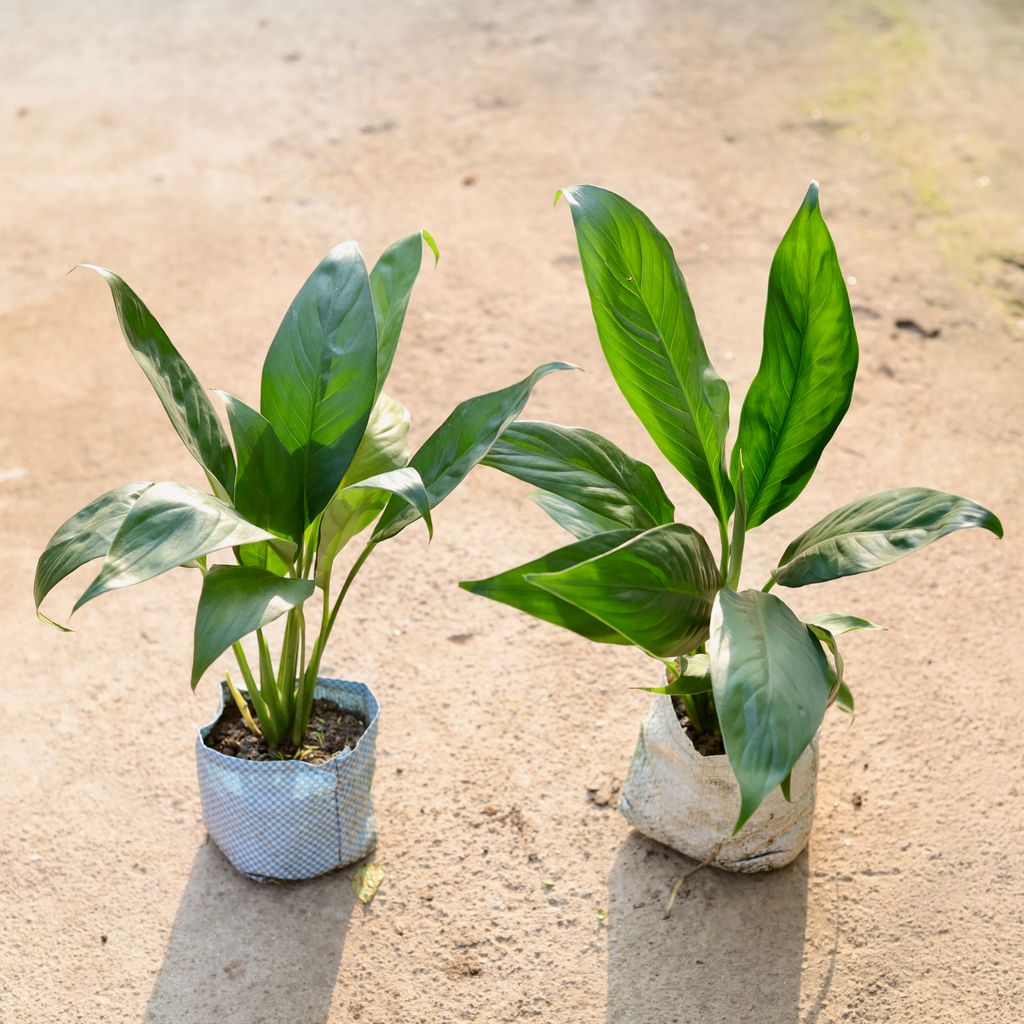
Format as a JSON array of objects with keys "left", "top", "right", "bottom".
[
  {"left": 619, "top": 695, "right": 818, "bottom": 872},
  {"left": 196, "top": 677, "right": 379, "bottom": 882}
]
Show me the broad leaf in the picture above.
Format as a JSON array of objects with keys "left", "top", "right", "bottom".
[
  {"left": 460, "top": 529, "right": 642, "bottom": 645},
  {"left": 528, "top": 490, "right": 623, "bottom": 539},
  {"left": 637, "top": 654, "right": 712, "bottom": 695},
  {"left": 732, "top": 183, "right": 859, "bottom": 528},
  {"left": 483, "top": 421, "right": 674, "bottom": 532},
  {"left": 34, "top": 482, "right": 153, "bottom": 629},
  {"left": 74, "top": 482, "right": 275, "bottom": 610},
  {"left": 260, "top": 242, "right": 378, "bottom": 521},
  {"left": 191, "top": 566, "right": 314, "bottom": 687},
  {"left": 709, "top": 588, "right": 830, "bottom": 831},
  {"left": 526, "top": 523, "right": 722, "bottom": 658},
  {"left": 373, "top": 362, "right": 575, "bottom": 541},
  {"left": 81, "top": 266, "right": 236, "bottom": 497},
  {"left": 216, "top": 391, "right": 304, "bottom": 543},
  {"left": 805, "top": 613, "right": 883, "bottom": 635},
  {"left": 561, "top": 185, "right": 733, "bottom": 523},
  {"left": 370, "top": 231, "right": 436, "bottom": 397},
  {"left": 774, "top": 487, "right": 1003, "bottom": 587},
  {"left": 315, "top": 393, "right": 412, "bottom": 586}
]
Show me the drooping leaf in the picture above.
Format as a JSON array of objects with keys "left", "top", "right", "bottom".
[
  {"left": 561, "top": 185, "right": 733, "bottom": 523},
  {"left": 341, "top": 468, "right": 432, "bottom": 539},
  {"left": 191, "top": 566, "right": 315, "bottom": 687},
  {"left": 34, "top": 482, "right": 153, "bottom": 629},
  {"left": 732, "top": 183, "right": 859, "bottom": 528},
  {"left": 216, "top": 391, "right": 304, "bottom": 543},
  {"left": 460, "top": 529, "right": 642, "bottom": 645},
  {"left": 80, "top": 266, "right": 236, "bottom": 497},
  {"left": 73, "top": 482, "right": 275, "bottom": 610},
  {"left": 774, "top": 487, "right": 1003, "bottom": 587},
  {"left": 370, "top": 231, "right": 435, "bottom": 397},
  {"left": 528, "top": 490, "right": 624, "bottom": 539},
  {"left": 804, "top": 613, "right": 883, "bottom": 636},
  {"left": 709, "top": 588, "right": 830, "bottom": 831},
  {"left": 835, "top": 680, "right": 855, "bottom": 714},
  {"left": 526, "top": 524, "right": 723, "bottom": 658},
  {"left": 637, "top": 654, "right": 712, "bottom": 695},
  {"left": 373, "top": 362, "right": 575, "bottom": 541},
  {"left": 807, "top": 623, "right": 844, "bottom": 705},
  {"left": 483, "top": 420, "right": 674, "bottom": 532},
  {"left": 315, "top": 393, "right": 411, "bottom": 586},
  {"left": 260, "top": 242, "right": 378, "bottom": 521}
]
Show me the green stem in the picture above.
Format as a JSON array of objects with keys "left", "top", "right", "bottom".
[
  {"left": 231, "top": 642, "right": 278, "bottom": 745},
  {"left": 761, "top": 577, "right": 777, "bottom": 593},
  {"left": 717, "top": 519, "right": 730, "bottom": 581}
]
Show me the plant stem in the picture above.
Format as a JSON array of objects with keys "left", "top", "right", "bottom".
[
  {"left": 231, "top": 642, "right": 277, "bottom": 744},
  {"left": 717, "top": 519, "right": 730, "bottom": 581},
  {"left": 224, "top": 670, "right": 262, "bottom": 736},
  {"left": 761, "top": 577, "right": 777, "bottom": 593}
]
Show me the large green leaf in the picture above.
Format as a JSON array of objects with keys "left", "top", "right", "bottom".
[
  {"left": 73, "top": 482, "right": 275, "bottom": 610},
  {"left": 216, "top": 391, "right": 304, "bottom": 543},
  {"left": 774, "top": 487, "right": 1003, "bottom": 587},
  {"left": 373, "top": 362, "right": 575, "bottom": 541},
  {"left": 191, "top": 566, "right": 315, "bottom": 687},
  {"left": 260, "top": 242, "right": 378, "bottom": 521},
  {"left": 526, "top": 524, "right": 722, "bottom": 658},
  {"left": 483, "top": 421, "right": 674, "bottom": 532},
  {"left": 81, "top": 266, "right": 236, "bottom": 497},
  {"left": 709, "top": 588, "right": 830, "bottom": 831},
  {"left": 528, "top": 490, "right": 624, "bottom": 539},
  {"left": 34, "top": 482, "right": 153, "bottom": 629},
  {"left": 370, "top": 231, "right": 436, "bottom": 397},
  {"left": 460, "top": 529, "right": 642, "bottom": 644},
  {"left": 561, "top": 185, "right": 733, "bottom": 523},
  {"left": 732, "top": 183, "right": 859, "bottom": 528},
  {"left": 315, "top": 393, "right": 411, "bottom": 586}
]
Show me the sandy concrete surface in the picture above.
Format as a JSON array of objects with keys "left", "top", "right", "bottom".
[{"left": 2, "top": 1, "right": 1022, "bottom": 1021}]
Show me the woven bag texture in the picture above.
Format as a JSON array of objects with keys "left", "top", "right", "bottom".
[
  {"left": 619, "top": 695, "right": 818, "bottom": 872},
  {"left": 196, "top": 677, "right": 379, "bottom": 882}
]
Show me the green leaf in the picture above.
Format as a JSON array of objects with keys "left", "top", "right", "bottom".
[
  {"left": 342, "top": 468, "right": 432, "bottom": 538},
  {"left": 807, "top": 623, "right": 845, "bottom": 705},
  {"left": 483, "top": 421, "right": 674, "bottom": 531},
  {"left": 373, "top": 362, "right": 575, "bottom": 541},
  {"left": 709, "top": 588, "right": 830, "bottom": 832},
  {"left": 216, "top": 391, "right": 304, "bottom": 543},
  {"left": 80, "top": 266, "right": 236, "bottom": 497},
  {"left": 260, "top": 242, "right": 378, "bottom": 521},
  {"left": 732, "top": 183, "right": 859, "bottom": 528},
  {"left": 191, "top": 566, "right": 315, "bottom": 688},
  {"left": 314, "top": 392, "right": 411, "bottom": 586},
  {"left": 774, "top": 487, "right": 1003, "bottom": 587},
  {"left": 73, "top": 482, "right": 275, "bottom": 611},
  {"left": 528, "top": 490, "right": 624, "bottom": 539},
  {"left": 835, "top": 680, "right": 855, "bottom": 714},
  {"left": 34, "top": 482, "right": 153, "bottom": 629},
  {"left": 637, "top": 654, "right": 712, "bottom": 695},
  {"left": 561, "top": 185, "right": 733, "bottom": 523},
  {"left": 370, "top": 231, "right": 435, "bottom": 397},
  {"left": 460, "top": 529, "right": 642, "bottom": 645},
  {"left": 527, "top": 523, "right": 723, "bottom": 658},
  {"left": 804, "top": 613, "right": 883, "bottom": 635}
]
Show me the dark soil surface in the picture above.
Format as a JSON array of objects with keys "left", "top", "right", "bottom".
[
  {"left": 205, "top": 699, "right": 367, "bottom": 764},
  {"left": 672, "top": 697, "right": 726, "bottom": 757}
]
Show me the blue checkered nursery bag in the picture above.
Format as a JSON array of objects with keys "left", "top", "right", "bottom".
[{"left": 195, "top": 677, "right": 379, "bottom": 882}]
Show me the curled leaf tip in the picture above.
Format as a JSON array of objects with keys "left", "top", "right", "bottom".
[
  {"left": 421, "top": 229, "right": 440, "bottom": 267},
  {"left": 553, "top": 189, "right": 564, "bottom": 208}
]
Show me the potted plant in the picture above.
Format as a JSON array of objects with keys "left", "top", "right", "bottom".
[
  {"left": 34, "top": 232, "right": 571, "bottom": 881},
  {"left": 462, "top": 184, "right": 1002, "bottom": 871}
]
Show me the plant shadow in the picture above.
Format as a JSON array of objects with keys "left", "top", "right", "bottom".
[
  {"left": 143, "top": 840, "right": 357, "bottom": 1024},
  {"left": 607, "top": 831, "right": 825, "bottom": 1024}
]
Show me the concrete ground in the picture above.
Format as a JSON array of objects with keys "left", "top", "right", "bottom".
[{"left": 2, "top": 1, "right": 1021, "bottom": 1021}]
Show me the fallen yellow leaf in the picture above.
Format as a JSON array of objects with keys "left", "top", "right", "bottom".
[{"left": 352, "top": 863, "right": 385, "bottom": 904}]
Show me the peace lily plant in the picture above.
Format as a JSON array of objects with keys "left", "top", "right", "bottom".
[
  {"left": 35, "top": 233, "right": 569, "bottom": 752},
  {"left": 463, "top": 183, "right": 1002, "bottom": 835}
]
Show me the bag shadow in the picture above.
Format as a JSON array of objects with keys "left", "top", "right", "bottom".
[
  {"left": 607, "top": 831, "right": 818, "bottom": 1024},
  {"left": 143, "top": 840, "right": 357, "bottom": 1024}
]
